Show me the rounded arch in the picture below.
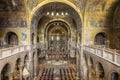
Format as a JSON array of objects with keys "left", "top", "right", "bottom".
[
  {"left": 1, "top": 63, "right": 12, "bottom": 80},
  {"left": 15, "top": 58, "right": 22, "bottom": 71},
  {"left": 94, "top": 32, "right": 108, "bottom": 45},
  {"left": 44, "top": 19, "right": 72, "bottom": 33},
  {"left": 14, "top": 58, "right": 22, "bottom": 79},
  {"left": 44, "top": 20, "right": 72, "bottom": 50},
  {"left": 5, "top": 32, "right": 18, "bottom": 46},
  {"left": 29, "top": 1, "right": 83, "bottom": 29},
  {"left": 111, "top": 72, "right": 120, "bottom": 80},
  {"left": 96, "top": 62, "right": 105, "bottom": 79},
  {"left": 24, "top": 55, "right": 29, "bottom": 69},
  {"left": 44, "top": 20, "right": 71, "bottom": 38}
]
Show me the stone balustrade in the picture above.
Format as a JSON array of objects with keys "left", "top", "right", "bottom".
[
  {"left": 84, "top": 45, "right": 120, "bottom": 66},
  {"left": 0, "top": 45, "right": 30, "bottom": 59}
]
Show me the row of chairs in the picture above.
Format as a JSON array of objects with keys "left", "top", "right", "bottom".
[
  {"left": 60, "top": 67, "right": 76, "bottom": 80},
  {"left": 38, "top": 66, "right": 76, "bottom": 80},
  {"left": 39, "top": 68, "right": 54, "bottom": 80}
]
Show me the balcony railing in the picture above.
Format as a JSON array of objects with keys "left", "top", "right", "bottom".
[
  {"left": 83, "top": 45, "right": 120, "bottom": 66},
  {"left": 0, "top": 45, "right": 30, "bottom": 59}
]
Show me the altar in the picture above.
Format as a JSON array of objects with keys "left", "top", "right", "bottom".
[{"left": 47, "top": 60, "right": 68, "bottom": 66}]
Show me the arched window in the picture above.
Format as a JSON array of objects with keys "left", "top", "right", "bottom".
[
  {"left": 14, "top": 58, "right": 22, "bottom": 79},
  {"left": 94, "top": 33, "right": 107, "bottom": 45},
  {"left": 6, "top": 32, "right": 18, "bottom": 46},
  {"left": 24, "top": 55, "right": 29, "bottom": 70},
  {"left": 16, "top": 58, "right": 21, "bottom": 71},
  {"left": 96, "top": 63, "right": 105, "bottom": 80},
  {"left": 111, "top": 72, "right": 119, "bottom": 80}
]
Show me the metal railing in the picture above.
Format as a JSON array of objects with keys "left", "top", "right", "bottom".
[{"left": 83, "top": 45, "right": 120, "bottom": 66}]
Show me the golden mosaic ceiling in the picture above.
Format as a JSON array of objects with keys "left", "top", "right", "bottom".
[{"left": 0, "top": 0, "right": 119, "bottom": 28}]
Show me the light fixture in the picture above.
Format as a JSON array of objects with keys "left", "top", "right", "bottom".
[
  {"left": 46, "top": 12, "right": 68, "bottom": 17},
  {"left": 47, "top": 12, "right": 50, "bottom": 15},
  {"left": 65, "top": 12, "right": 68, "bottom": 15},
  {"left": 56, "top": 12, "right": 59, "bottom": 16},
  {"left": 51, "top": 36, "right": 54, "bottom": 40},
  {"left": 57, "top": 36, "right": 60, "bottom": 41},
  {"left": 61, "top": 12, "right": 64, "bottom": 16},
  {"left": 57, "top": 23, "right": 59, "bottom": 25},
  {"left": 51, "top": 12, "right": 54, "bottom": 16}
]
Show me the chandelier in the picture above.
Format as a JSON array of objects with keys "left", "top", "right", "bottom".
[{"left": 46, "top": 11, "right": 69, "bottom": 17}]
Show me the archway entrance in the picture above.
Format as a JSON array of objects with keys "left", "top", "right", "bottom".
[
  {"left": 96, "top": 63, "right": 105, "bottom": 80},
  {"left": 30, "top": 2, "right": 82, "bottom": 80},
  {"left": 46, "top": 21, "right": 69, "bottom": 52},
  {"left": 1, "top": 63, "right": 12, "bottom": 80},
  {"left": 5, "top": 32, "right": 18, "bottom": 47}
]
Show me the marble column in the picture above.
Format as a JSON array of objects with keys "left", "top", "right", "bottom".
[
  {"left": 34, "top": 50, "right": 38, "bottom": 77},
  {"left": 76, "top": 49, "right": 80, "bottom": 79},
  {"left": 29, "top": 50, "right": 34, "bottom": 79}
]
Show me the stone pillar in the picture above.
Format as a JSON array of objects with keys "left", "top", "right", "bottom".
[
  {"left": 29, "top": 59, "right": 33, "bottom": 79},
  {"left": 34, "top": 50, "right": 38, "bottom": 77},
  {"left": 29, "top": 50, "right": 34, "bottom": 79},
  {"left": 76, "top": 49, "right": 80, "bottom": 80},
  {"left": 79, "top": 44, "right": 84, "bottom": 80}
]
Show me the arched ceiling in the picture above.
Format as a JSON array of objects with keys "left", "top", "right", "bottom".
[
  {"left": 47, "top": 22, "right": 68, "bottom": 34},
  {"left": 28, "top": 0, "right": 85, "bottom": 14},
  {"left": 48, "top": 23, "right": 67, "bottom": 35},
  {"left": 31, "top": 2, "right": 82, "bottom": 31}
]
